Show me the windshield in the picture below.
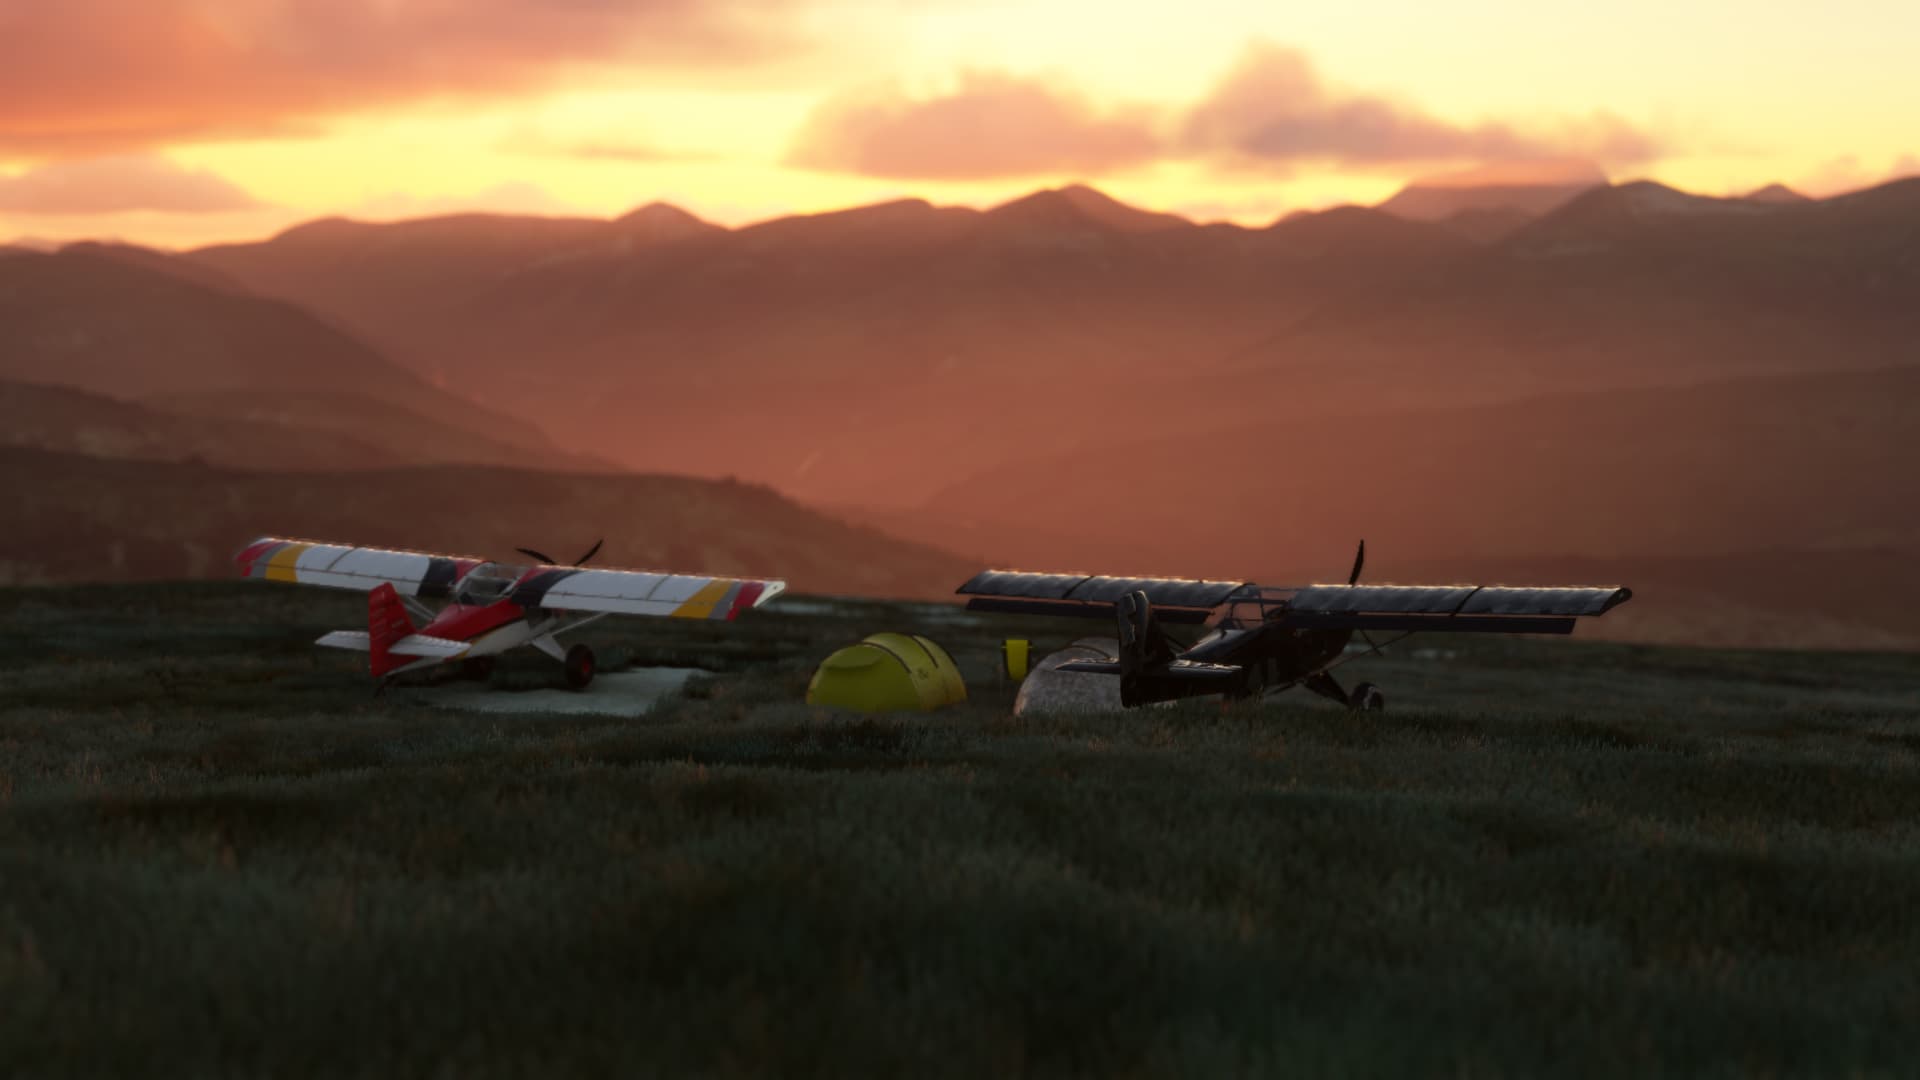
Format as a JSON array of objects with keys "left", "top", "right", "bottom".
[
  {"left": 455, "top": 563, "right": 527, "bottom": 604},
  {"left": 1210, "top": 585, "right": 1295, "bottom": 629}
]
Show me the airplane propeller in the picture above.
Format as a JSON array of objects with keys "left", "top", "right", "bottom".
[
  {"left": 1350, "top": 539, "right": 1378, "bottom": 652},
  {"left": 515, "top": 539, "right": 604, "bottom": 567}
]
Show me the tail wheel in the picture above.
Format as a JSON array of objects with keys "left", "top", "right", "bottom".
[
  {"left": 564, "top": 644, "right": 596, "bottom": 690},
  {"left": 1348, "top": 681, "right": 1385, "bottom": 712},
  {"left": 460, "top": 656, "right": 496, "bottom": 682}
]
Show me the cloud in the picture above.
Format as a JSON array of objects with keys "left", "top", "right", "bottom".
[
  {"left": 1179, "top": 42, "right": 1661, "bottom": 171},
  {"left": 0, "top": 155, "right": 264, "bottom": 214},
  {"left": 352, "top": 181, "right": 584, "bottom": 220},
  {"left": 0, "top": 0, "right": 801, "bottom": 155},
  {"left": 1795, "top": 152, "right": 1920, "bottom": 197},
  {"left": 560, "top": 141, "right": 716, "bottom": 163},
  {"left": 786, "top": 71, "right": 1161, "bottom": 180},
  {"left": 500, "top": 128, "right": 716, "bottom": 163}
]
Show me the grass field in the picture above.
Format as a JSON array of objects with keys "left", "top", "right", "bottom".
[{"left": 2, "top": 582, "right": 1918, "bottom": 1077}]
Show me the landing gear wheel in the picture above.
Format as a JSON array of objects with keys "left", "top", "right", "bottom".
[
  {"left": 1348, "top": 681, "right": 1385, "bottom": 712},
  {"left": 460, "top": 656, "right": 496, "bottom": 682},
  {"left": 564, "top": 644, "right": 596, "bottom": 691}
]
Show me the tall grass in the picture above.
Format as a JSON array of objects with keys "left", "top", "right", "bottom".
[{"left": 1, "top": 582, "right": 1917, "bottom": 1076}]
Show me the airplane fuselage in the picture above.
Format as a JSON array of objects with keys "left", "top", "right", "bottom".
[
  {"left": 1121, "top": 623, "right": 1353, "bottom": 706},
  {"left": 383, "top": 599, "right": 568, "bottom": 677}
]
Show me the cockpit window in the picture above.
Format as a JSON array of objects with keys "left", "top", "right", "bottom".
[
  {"left": 455, "top": 563, "right": 525, "bottom": 604},
  {"left": 1211, "top": 585, "right": 1291, "bottom": 628}
]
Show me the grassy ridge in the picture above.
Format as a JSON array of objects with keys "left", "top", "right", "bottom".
[{"left": 2, "top": 583, "right": 1918, "bottom": 1076}]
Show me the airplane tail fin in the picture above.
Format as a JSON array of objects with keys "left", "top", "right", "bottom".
[
  {"left": 368, "top": 583, "right": 416, "bottom": 678},
  {"left": 1053, "top": 592, "right": 1243, "bottom": 706},
  {"left": 1115, "top": 590, "right": 1177, "bottom": 678}
]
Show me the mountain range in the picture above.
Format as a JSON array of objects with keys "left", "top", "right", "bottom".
[
  {"left": 0, "top": 247, "right": 604, "bottom": 471},
  {"left": 8, "top": 171, "right": 1918, "bottom": 647},
  {"left": 176, "top": 175, "right": 1920, "bottom": 508},
  {"left": 0, "top": 447, "right": 972, "bottom": 599}
]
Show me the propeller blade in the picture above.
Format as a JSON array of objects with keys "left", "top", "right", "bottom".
[
  {"left": 574, "top": 538, "right": 603, "bottom": 567},
  {"left": 515, "top": 546, "right": 557, "bottom": 565},
  {"left": 1348, "top": 540, "right": 1366, "bottom": 586}
]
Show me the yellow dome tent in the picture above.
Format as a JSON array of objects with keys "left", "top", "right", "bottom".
[{"left": 806, "top": 633, "right": 967, "bottom": 712}]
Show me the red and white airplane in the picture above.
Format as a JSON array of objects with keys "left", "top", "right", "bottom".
[{"left": 236, "top": 536, "right": 786, "bottom": 689}]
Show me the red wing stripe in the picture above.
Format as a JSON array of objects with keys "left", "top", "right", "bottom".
[{"left": 727, "top": 581, "right": 765, "bottom": 620}]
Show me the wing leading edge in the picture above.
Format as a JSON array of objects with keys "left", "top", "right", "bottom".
[
  {"left": 240, "top": 536, "right": 787, "bottom": 621},
  {"left": 236, "top": 537, "right": 482, "bottom": 597},
  {"left": 1268, "top": 583, "right": 1631, "bottom": 634},
  {"left": 959, "top": 569, "right": 1631, "bottom": 635}
]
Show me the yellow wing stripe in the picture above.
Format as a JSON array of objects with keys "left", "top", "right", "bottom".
[
  {"left": 264, "top": 542, "right": 312, "bottom": 583},
  {"left": 670, "top": 578, "right": 734, "bottom": 619}
]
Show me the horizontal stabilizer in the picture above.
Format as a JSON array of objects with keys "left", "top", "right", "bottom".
[{"left": 313, "top": 629, "right": 467, "bottom": 658}]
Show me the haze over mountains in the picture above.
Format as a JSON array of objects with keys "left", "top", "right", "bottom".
[
  {"left": 0, "top": 447, "right": 971, "bottom": 599},
  {"left": 178, "top": 173, "right": 1920, "bottom": 503},
  {"left": 8, "top": 168, "right": 1918, "bottom": 645},
  {"left": 0, "top": 247, "right": 601, "bottom": 471}
]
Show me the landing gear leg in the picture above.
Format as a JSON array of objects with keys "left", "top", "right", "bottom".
[
  {"left": 1305, "top": 671, "right": 1386, "bottom": 712},
  {"left": 1304, "top": 671, "right": 1348, "bottom": 706},
  {"left": 564, "top": 644, "right": 596, "bottom": 691}
]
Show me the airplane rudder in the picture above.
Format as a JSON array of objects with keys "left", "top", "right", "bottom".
[{"left": 368, "top": 583, "right": 416, "bottom": 678}]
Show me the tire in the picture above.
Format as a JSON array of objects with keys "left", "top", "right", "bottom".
[
  {"left": 1348, "top": 681, "right": 1385, "bottom": 712},
  {"left": 564, "top": 644, "right": 596, "bottom": 691},
  {"left": 460, "top": 656, "right": 496, "bottom": 682}
]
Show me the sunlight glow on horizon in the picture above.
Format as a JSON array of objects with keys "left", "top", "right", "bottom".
[{"left": 3, "top": 0, "right": 1916, "bottom": 247}]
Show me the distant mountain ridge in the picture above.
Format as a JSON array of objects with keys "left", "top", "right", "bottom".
[
  {"left": 1373, "top": 159, "right": 1610, "bottom": 240},
  {"left": 0, "top": 447, "right": 973, "bottom": 599},
  {"left": 0, "top": 248, "right": 600, "bottom": 471},
  {"left": 176, "top": 175, "right": 1920, "bottom": 510},
  {"left": 17, "top": 174, "right": 1920, "bottom": 648}
]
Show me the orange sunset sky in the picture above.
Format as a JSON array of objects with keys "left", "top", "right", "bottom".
[{"left": 2, "top": 0, "right": 1916, "bottom": 248}]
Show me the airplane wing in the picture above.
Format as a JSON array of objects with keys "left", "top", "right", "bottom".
[
  {"left": 239, "top": 537, "right": 786, "bottom": 620},
  {"left": 511, "top": 568, "right": 787, "bottom": 621},
  {"left": 237, "top": 537, "right": 482, "bottom": 598},
  {"left": 1269, "top": 584, "right": 1632, "bottom": 634},
  {"left": 959, "top": 568, "right": 1630, "bottom": 635},
  {"left": 956, "top": 570, "right": 1248, "bottom": 625}
]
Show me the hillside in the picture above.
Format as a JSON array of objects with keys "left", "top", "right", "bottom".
[
  {"left": 0, "top": 378, "right": 612, "bottom": 472},
  {"left": 917, "top": 365, "right": 1920, "bottom": 561},
  {"left": 184, "top": 187, "right": 1469, "bottom": 504},
  {"left": 141, "top": 389, "right": 614, "bottom": 472},
  {"left": 180, "top": 180, "right": 1920, "bottom": 508},
  {"left": 836, "top": 366, "right": 1920, "bottom": 649},
  {"left": 0, "top": 448, "right": 973, "bottom": 599},
  {"left": 0, "top": 249, "right": 575, "bottom": 466},
  {"left": 5, "top": 582, "right": 1914, "bottom": 1075},
  {"left": 0, "top": 379, "right": 393, "bottom": 468},
  {"left": 1220, "top": 178, "right": 1920, "bottom": 412}
]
